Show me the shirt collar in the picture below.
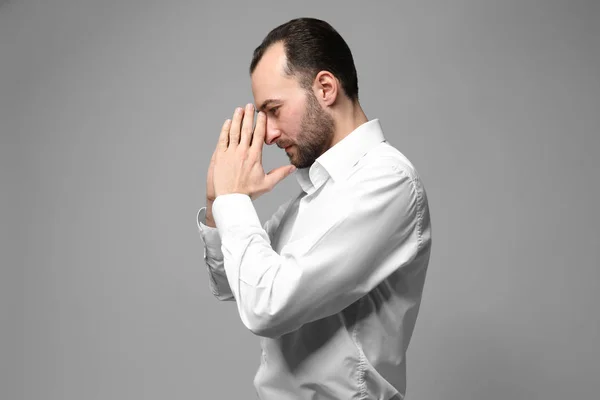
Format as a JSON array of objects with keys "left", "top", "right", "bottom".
[{"left": 295, "top": 118, "right": 386, "bottom": 194}]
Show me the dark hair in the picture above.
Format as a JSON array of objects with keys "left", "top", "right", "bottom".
[{"left": 249, "top": 17, "right": 359, "bottom": 102}]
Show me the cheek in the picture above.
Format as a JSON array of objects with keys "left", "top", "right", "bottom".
[
  {"left": 289, "top": 107, "right": 305, "bottom": 123},
  {"left": 282, "top": 108, "right": 304, "bottom": 133}
]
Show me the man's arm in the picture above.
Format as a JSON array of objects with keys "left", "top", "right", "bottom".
[
  {"left": 197, "top": 197, "right": 295, "bottom": 301},
  {"left": 212, "top": 161, "right": 431, "bottom": 339},
  {"left": 197, "top": 205, "right": 233, "bottom": 301}
]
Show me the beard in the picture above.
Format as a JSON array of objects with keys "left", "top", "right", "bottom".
[{"left": 288, "top": 90, "right": 335, "bottom": 169}]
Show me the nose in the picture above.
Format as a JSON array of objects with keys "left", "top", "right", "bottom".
[{"left": 263, "top": 117, "right": 281, "bottom": 146}]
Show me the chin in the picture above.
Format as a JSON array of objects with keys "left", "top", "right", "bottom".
[{"left": 288, "top": 157, "right": 300, "bottom": 168}]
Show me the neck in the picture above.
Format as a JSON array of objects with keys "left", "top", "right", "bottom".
[{"left": 330, "top": 100, "right": 369, "bottom": 147}]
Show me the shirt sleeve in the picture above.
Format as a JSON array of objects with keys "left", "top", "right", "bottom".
[
  {"left": 197, "top": 207, "right": 233, "bottom": 301},
  {"left": 196, "top": 198, "right": 294, "bottom": 301},
  {"left": 212, "top": 163, "right": 426, "bottom": 339}
]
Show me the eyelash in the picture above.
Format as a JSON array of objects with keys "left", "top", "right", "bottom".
[{"left": 268, "top": 106, "right": 280, "bottom": 116}]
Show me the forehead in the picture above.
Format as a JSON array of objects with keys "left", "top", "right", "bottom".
[{"left": 251, "top": 42, "right": 303, "bottom": 109}]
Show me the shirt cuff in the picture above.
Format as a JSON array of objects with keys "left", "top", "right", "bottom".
[
  {"left": 197, "top": 207, "right": 222, "bottom": 255},
  {"left": 212, "top": 193, "right": 262, "bottom": 239}
]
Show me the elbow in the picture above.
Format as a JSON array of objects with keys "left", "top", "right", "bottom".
[
  {"left": 210, "top": 286, "right": 235, "bottom": 301},
  {"left": 241, "top": 310, "right": 298, "bottom": 339},
  {"left": 215, "top": 293, "right": 235, "bottom": 301},
  {"left": 248, "top": 323, "right": 282, "bottom": 339},
  {"left": 238, "top": 271, "right": 305, "bottom": 338}
]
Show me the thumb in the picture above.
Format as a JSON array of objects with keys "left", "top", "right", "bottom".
[{"left": 266, "top": 164, "right": 297, "bottom": 189}]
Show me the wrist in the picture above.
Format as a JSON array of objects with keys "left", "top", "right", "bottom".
[{"left": 206, "top": 198, "right": 216, "bottom": 228}]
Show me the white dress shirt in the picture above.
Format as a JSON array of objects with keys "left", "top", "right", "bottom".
[{"left": 196, "top": 118, "right": 432, "bottom": 400}]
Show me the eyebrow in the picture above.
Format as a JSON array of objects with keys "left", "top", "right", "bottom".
[{"left": 256, "top": 99, "right": 282, "bottom": 112}]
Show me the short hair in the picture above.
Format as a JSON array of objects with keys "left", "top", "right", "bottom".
[{"left": 249, "top": 17, "right": 359, "bottom": 102}]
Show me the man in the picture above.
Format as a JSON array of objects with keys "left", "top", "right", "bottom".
[{"left": 196, "top": 17, "right": 432, "bottom": 400}]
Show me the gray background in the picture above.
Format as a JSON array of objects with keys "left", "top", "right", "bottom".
[{"left": 2, "top": 0, "right": 599, "bottom": 399}]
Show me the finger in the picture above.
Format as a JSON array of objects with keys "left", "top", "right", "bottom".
[
  {"left": 217, "top": 119, "right": 231, "bottom": 151},
  {"left": 229, "top": 107, "right": 244, "bottom": 148},
  {"left": 265, "top": 164, "right": 297, "bottom": 190},
  {"left": 239, "top": 103, "right": 254, "bottom": 148},
  {"left": 250, "top": 111, "right": 267, "bottom": 155}
]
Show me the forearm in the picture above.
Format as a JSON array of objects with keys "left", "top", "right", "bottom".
[
  {"left": 198, "top": 195, "right": 294, "bottom": 305},
  {"left": 197, "top": 203, "right": 233, "bottom": 300}
]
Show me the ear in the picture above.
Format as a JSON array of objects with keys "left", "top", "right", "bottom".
[{"left": 313, "top": 71, "right": 339, "bottom": 107}]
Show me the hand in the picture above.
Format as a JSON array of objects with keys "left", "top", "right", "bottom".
[{"left": 212, "top": 103, "right": 296, "bottom": 201}]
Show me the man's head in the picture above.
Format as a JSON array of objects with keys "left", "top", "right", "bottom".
[{"left": 249, "top": 18, "right": 360, "bottom": 169}]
